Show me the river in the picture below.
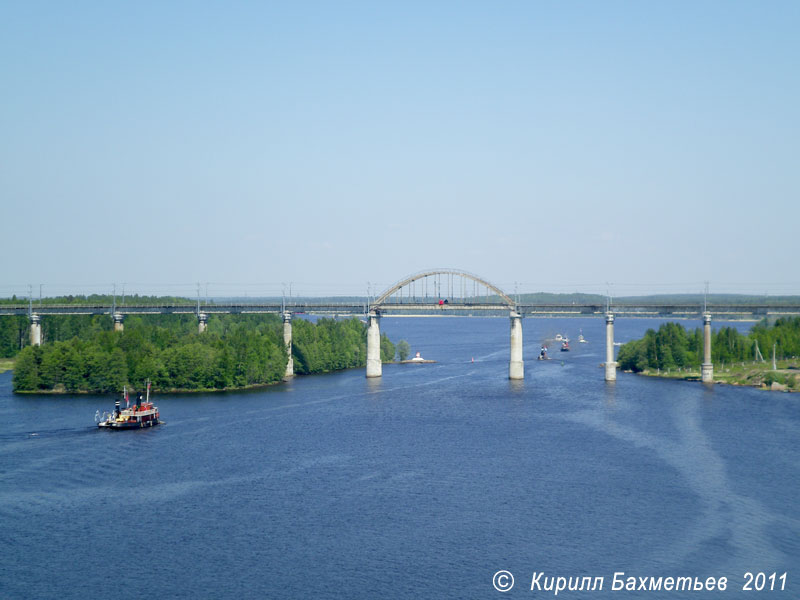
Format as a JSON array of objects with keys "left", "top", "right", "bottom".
[{"left": 0, "top": 317, "right": 797, "bottom": 599}]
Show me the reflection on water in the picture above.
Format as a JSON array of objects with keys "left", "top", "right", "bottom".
[
  {"left": 603, "top": 379, "right": 617, "bottom": 406},
  {"left": 508, "top": 379, "right": 525, "bottom": 395},
  {"left": 365, "top": 376, "right": 383, "bottom": 395}
]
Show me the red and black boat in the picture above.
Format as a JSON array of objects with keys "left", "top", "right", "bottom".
[{"left": 97, "top": 383, "right": 161, "bottom": 429}]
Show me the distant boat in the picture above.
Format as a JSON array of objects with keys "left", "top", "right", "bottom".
[
  {"left": 561, "top": 341, "right": 570, "bottom": 352},
  {"left": 554, "top": 334, "right": 564, "bottom": 342},
  {"left": 401, "top": 351, "right": 435, "bottom": 364},
  {"left": 578, "top": 330, "right": 588, "bottom": 343}
]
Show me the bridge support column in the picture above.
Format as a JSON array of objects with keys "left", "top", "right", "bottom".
[
  {"left": 605, "top": 313, "right": 617, "bottom": 381},
  {"left": 29, "top": 314, "right": 42, "bottom": 346},
  {"left": 113, "top": 313, "right": 124, "bottom": 332},
  {"left": 702, "top": 313, "right": 713, "bottom": 383},
  {"left": 366, "top": 311, "right": 382, "bottom": 378},
  {"left": 283, "top": 312, "right": 294, "bottom": 379},
  {"left": 197, "top": 313, "right": 208, "bottom": 334},
  {"left": 509, "top": 311, "right": 524, "bottom": 379}
]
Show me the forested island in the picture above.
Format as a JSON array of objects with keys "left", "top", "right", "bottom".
[
  {"left": 4, "top": 312, "right": 397, "bottom": 393},
  {"left": 616, "top": 317, "right": 800, "bottom": 390}
]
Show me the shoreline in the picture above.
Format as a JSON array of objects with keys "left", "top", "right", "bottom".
[
  {"left": 11, "top": 379, "right": 286, "bottom": 395},
  {"left": 6, "top": 361, "right": 394, "bottom": 395},
  {"left": 625, "top": 367, "right": 800, "bottom": 393}
]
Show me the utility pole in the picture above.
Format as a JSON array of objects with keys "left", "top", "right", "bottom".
[{"left": 754, "top": 340, "right": 764, "bottom": 363}]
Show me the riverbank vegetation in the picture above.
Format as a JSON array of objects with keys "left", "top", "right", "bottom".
[
  {"left": 616, "top": 317, "right": 800, "bottom": 390},
  {"left": 10, "top": 314, "right": 395, "bottom": 393}
]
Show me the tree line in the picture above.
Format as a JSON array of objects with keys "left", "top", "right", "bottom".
[
  {"left": 617, "top": 317, "right": 800, "bottom": 372},
  {"left": 0, "top": 293, "right": 196, "bottom": 306},
  {"left": 11, "top": 314, "right": 396, "bottom": 393},
  {"left": 0, "top": 297, "right": 196, "bottom": 359}
]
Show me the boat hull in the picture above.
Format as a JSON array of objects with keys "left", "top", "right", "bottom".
[{"left": 98, "top": 420, "right": 161, "bottom": 430}]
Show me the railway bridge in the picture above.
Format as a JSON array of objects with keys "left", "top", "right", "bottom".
[{"left": 4, "top": 269, "right": 800, "bottom": 382}]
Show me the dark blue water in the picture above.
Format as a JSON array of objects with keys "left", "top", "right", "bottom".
[{"left": 1, "top": 317, "right": 798, "bottom": 599}]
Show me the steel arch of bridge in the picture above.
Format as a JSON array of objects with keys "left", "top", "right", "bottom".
[{"left": 371, "top": 269, "right": 515, "bottom": 310}]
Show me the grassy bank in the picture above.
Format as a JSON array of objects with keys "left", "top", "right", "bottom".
[
  {"left": 633, "top": 359, "right": 800, "bottom": 391},
  {"left": 0, "top": 358, "right": 14, "bottom": 373}
]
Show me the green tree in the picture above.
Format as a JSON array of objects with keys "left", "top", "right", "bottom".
[
  {"left": 396, "top": 340, "right": 411, "bottom": 361},
  {"left": 12, "top": 347, "right": 41, "bottom": 390},
  {"left": 62, "top": 342, "right": 86, "bottom": 391},
  {"left": 380, "top": 334, "right": 395, "bottom": 363},
  {"left": 0, "top": 315, "right": 28, "bottom": 358},
  {"left": 9, "top": 312, "right": 396, "bottom": 392}
]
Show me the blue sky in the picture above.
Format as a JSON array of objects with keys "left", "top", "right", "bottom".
[{"left": 2, "top": 1, "right": 798, "bottom": 298}]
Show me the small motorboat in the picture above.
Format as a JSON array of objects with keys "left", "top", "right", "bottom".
[{"left": 561, "top": 341, "right": 570, "bottom": 352}]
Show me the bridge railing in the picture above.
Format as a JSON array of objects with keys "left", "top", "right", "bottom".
[{"left": 2, "top": 301, "right": 800, "bottom": 318}]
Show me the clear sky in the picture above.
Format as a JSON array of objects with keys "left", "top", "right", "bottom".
[{"left": 2, "top": 1, "right": 798, "bottom": 298}]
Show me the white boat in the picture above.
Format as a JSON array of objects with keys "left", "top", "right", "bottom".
[
  {"left": 401, "top": 351, "right": 435, "bottom": 364},
  {"left": 578, "top": 330, "right": 588, "bottom": 343}
]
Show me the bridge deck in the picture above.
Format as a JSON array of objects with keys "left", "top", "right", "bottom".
[{"left": 2, "top": 302, "right": 800, "bottom": 318}]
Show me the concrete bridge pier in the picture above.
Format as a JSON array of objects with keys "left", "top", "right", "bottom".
[
  {"left": 283, "top": 312, "right": 294, "bottom": 379},
  {"left": 29, "top": 314, "right": 42, "bottom": 346},
  {"left": 701, "top": 313, "right": 713, "bottom": 383},
  {"left": 605, "top": 313, "right": 617, "bottom": 381},
  {"left": 197, "top": 313, "right": 208, "bottom": 334},
  {"left": 113, "top": 313, "right": 124, "bottom": 332},
  {"left": 366, "top": 311, "right": 382, "bottom": 378},
  {"left": 509, "top": 310, "right": 524, "bottom": 379}
]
